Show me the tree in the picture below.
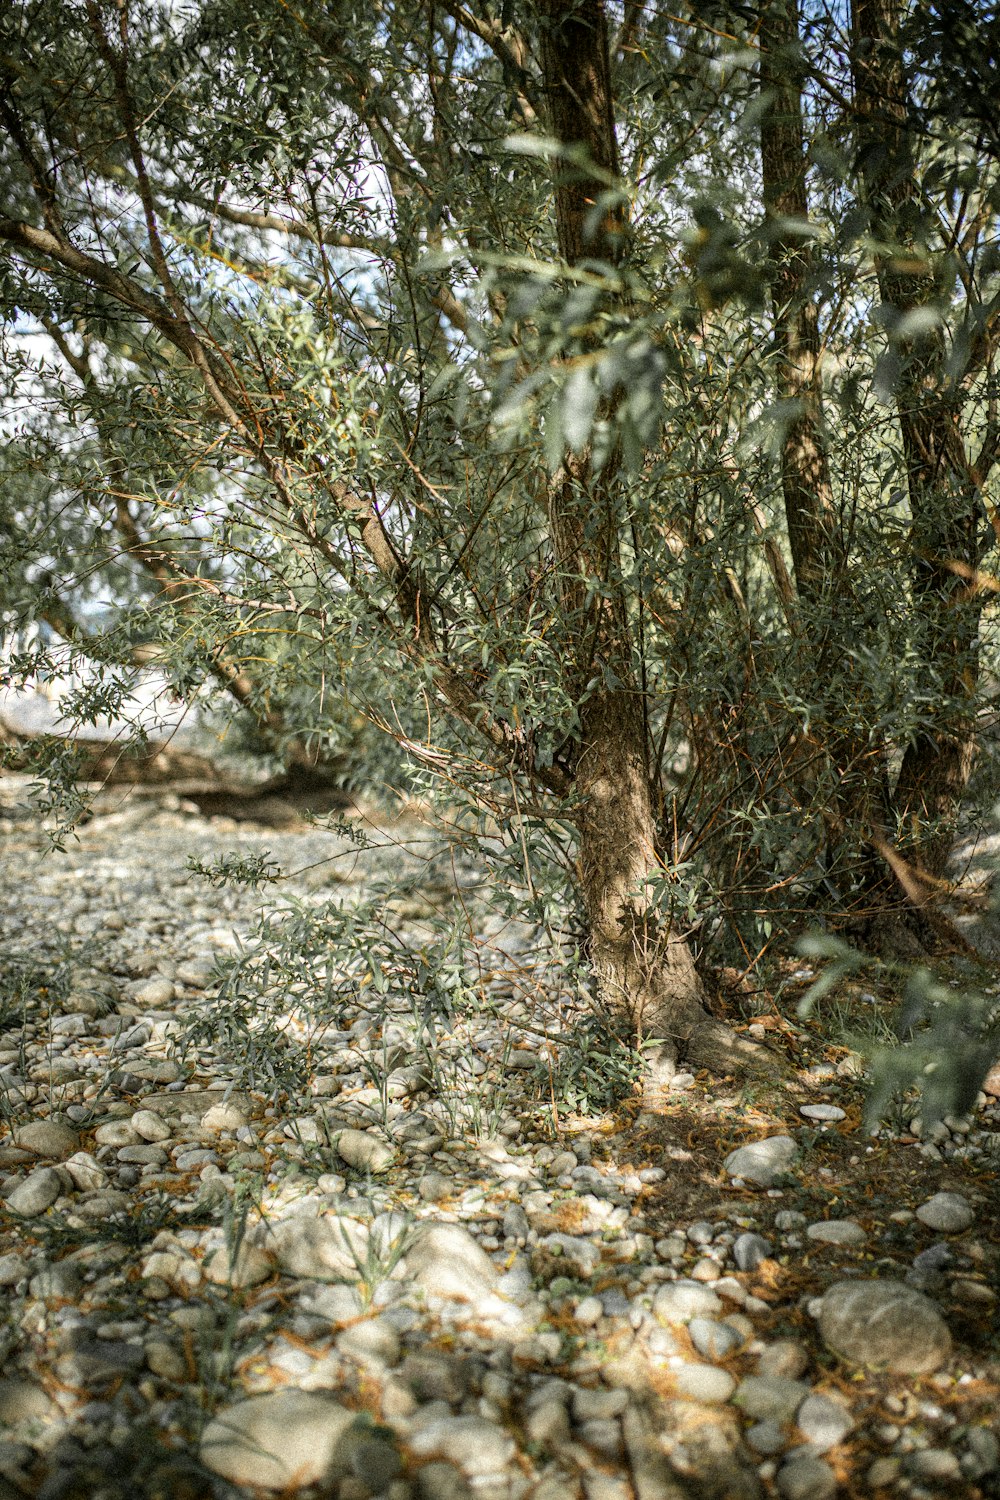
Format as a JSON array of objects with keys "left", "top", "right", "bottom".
[{"left": 1, "top": 0, "right": 998, "bottom": 1080}]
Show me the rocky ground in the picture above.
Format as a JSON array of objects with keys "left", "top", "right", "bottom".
[{"left": 0, "top": 773, "right": 999, "bottom": 1500}]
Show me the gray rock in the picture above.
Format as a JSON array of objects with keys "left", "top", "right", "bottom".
[
  {"left": 745, "top": 1420, "right": 786, "bottom": 1455},
  {"left": 56, "top": 1338, "right": 145, "bottom": 1388},
  {"left": 334, "top": 1128, "right": 395, "bottom": 1173},
  {"left": 417, "top": 1461, "right": 473, "bottom": 1500},
  {"left": 203, "top": 1240, "right": 274, "bottom": 1288},
  {"left": 267, "top": 1214, "right": 369, "bottom": 1281},
  {"left": 775, "top": 1455, "right": 837, "bottom": 1500},
  {"left": 652, "top": 1279, "right": 722, "bottom": 1326},
  {"left": 5, "top": 1166, "right": 62, "bottom": 1217},
  {"left": 336, "top": 1317, "right": 402, "bottom": 1369},
  {"left": 200, "top": 1100, "right": 250, "bottom": 1132},
  {"left": 13, "top": 1120, "right": 80, "bottom": 1159},
  {"left": 671, "top": 1364, "right": 736, "bottom": 1403},
  {"left": 818, "top": 1279, "right": 951, "bottom": 1373},
  {"left": 688, "top": 1317, "right": 743, "bottom": 1361},
  {"left": 733, "top": 1232, "right": 771, "bottom": 1271},
  {"left": 734, "top": 1376, "right": 811, "bottom": 1424},
  {"left": 133, "top": 978, "right": 176, "bottom": 1006},
  {"left": 798, "top": 1104, "right": 846, "bottom": 1123},
  {"left": 405, "top": 1222, "right": 499, "bottom": 1304},
  {"left": 724, "top": 1136, "right": 798, "bottom": 1186},
  {"left": 502, "top": 1204, "right": 530, "bottom": 1240},
  {"left": 130, "top": 1109, "right": 172, "bottom": 1142},
  {"left": 0, "top": 1253, "right": 25, "bottom": 1287},
  {"left": 0, "top": 1378, "right": 59, "bottom": 1428},
  {"left": 805, "top": 1220, "right": 867, "bottom": 1246},
  {"left": 200, "top": 1390, "right": 356, "bottom": 1489},
  {"left": 915, "top": 1191, "right": 974, "bottom": 1233},
  {"left": 29, "top": 1260, "right": 83, "bottom": 1300},
  {"left": 533, "top": 1233, "right": 601, "bottom": 1279},
  {"left": 907, "top": 1447, "right": 963, "bottom": 1481},
  {"left": 409, "top": 1415, "right": 516, "bottom": 1476},
  {"left": 62, "top": 1151, "right": 107, "bottom": 1192},
  {"left": 796, "top": 1393, "right": 853, "bottom": 1452}
]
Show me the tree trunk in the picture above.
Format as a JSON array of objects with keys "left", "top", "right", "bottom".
[
  {"left": 759, "top": 0, "right": 895, "bottom": 912},
  {"left": 539, "top": 0, "right": 774, "bottom": 1082},
  {"left": 852, "top": 0, "right": 985, "bottom": 876}
]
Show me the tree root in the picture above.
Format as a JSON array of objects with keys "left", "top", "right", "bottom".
[{"left": 683, "top": 1016, "right": 786, "bottom": 1079}]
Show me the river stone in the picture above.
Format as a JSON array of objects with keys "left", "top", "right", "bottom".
[
  {"left": 733, "top": 1232, "right": 772, "bottom": 1271},
  {"left": 775, "top": 1455, "right": 837, "bottom": 1500},
  {"left": 724, "top": 1136, "right": 798, "bottom": 1186},
  {"left": 805, "top": 1220, "right": 867, "bottom": 1247},
  {"left": 267, "top": 1214, "right": 369, "bottom": 1281},
  {"left": 5, "top": 1166, "right": 62, "bottom": 1217},
  {"left": 796, "top": 1392, "right": 853, "bottom": 1452},
  {"left": 915, "top": 1192, "right": 974, "bottom": 1233},
  {"left": 688, "top": 1317, "right": 743, "bottom": 1361},
  {"left": 735, "top": 1376, "right": 811, "bottom": 1424},
  {"left": 130, "top": 1109, "right": 172, "bottom": 1143},
  {"left": 818, "top": 1280, "right": 951, "bottom": 1373},
  {"left": 0, "top": 1378, "right": 59, "bottom": 1428},
  {"left": 652, "top": 1279, "right": 722, "bottom": 1326},
  {"left": 59, "top": 1151, "right": 105, "bottom": 1192},
  {"left": 409, "top": 1415, "right": 516, "bottom": 1476},
  {"left": 672, "top": 1365, "right": 737, "bottom": 1403},
  {"left": 201, "top": 1101, "right": 250, "bottom": 1132},
  {"left": 200, "top": 1390, "right": 356, "bottom": 1489},
  {"left": 334, "top": 1128, "right": 395, "bottom": 1174},
  {"left": 203, "top": 1240, "right": 275, "bottom": 1288},
  {"left": 13, "top": 1120, "right": 80, "bottom": 1159},
  {"left": 405, "top": 1222, "right": 499, "bottom": 1304},
  {"left": 799, "top": 1104, "right": 846, "bottom": 1123}
]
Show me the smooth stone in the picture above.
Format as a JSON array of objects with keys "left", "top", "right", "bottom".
[
  {"left": 818, "top": 1280, "right": 951, "bottom": 1373},
  {"left": 13, "top": 1120, "right": 80, "bottom": 1159},
  {"left": 757, "top": 1341, "right": 808, "bottom": 1380},
  {"left": 61, "top": 1152, "right": 107, "bottom": 1192},
  {"left": 687, "top": 1317, "right": 743, "bottom": 1361},
  {"left": 409, "top": 1415, "right": 516, "bottom": 1476},
  {"left": 133, "top": 978, "right": 176, "bottom": 1006},
  {"left": 417, "top": 1461, "right": 474, "bottom": 1500},
  {"left": 724, "top": 1136, "right": 798, "bottom": 1186},
  {"left": 796, "top": 1393, "right": 853, "bottom": 1452},
  {"left": 915, "top": 1192, "right": 974, "bottom": 1233},
  {"left": 201, "top": 1101, "right": 250, "bottom": 1132},
  {"left": 93, "top": 1121, "right": 141, "bottom": 1147},
  {"left": 5, "top": 1167, "right": 62, "bottom": 1217},
  {"left": 798, "top": 1104, "right": 846, "bottom": 1123},
  {"left": 0, "top": 1254, "right": 25, "bottom": 1286},
  {"left": 266, "top": 1215, "right": 369, "bottom": 1282},
  {"left": 203, "top": 1241, "right": 275, "bottom": 1288},
  {"left": 335, "top": 1128, "right": 395, "bottom": 1174},
  {"left": 733, "top": 1232, "right": 772, "bottom": 1271},
  {"left": 671, "top": 1364, "right": 736, "bottom": 1403},
  {"left": 130, "top": 1109, "right": 173, "bottom": 1143},
  {"left": 775, "top": 1455, "right": 837, "bottom": 1500},
  {"left": 805, "top": 1220, "right": 867, "bottom": 1246},
  {"left": 907, "top": 1448, "right": 963, "bottom": 1481},
  {"left": 746, "top": 1420, "right": 786, "bottom": 1455},
  {"left": 0, "top": 1378, "right": 59, "bottom": 1428},
  {"left": 405, "top": 1222, "right": 499, "bottom": 1304},
  {"left": 200, "top": 1390, "right": 356, "bottom": 1489},
  {"left": 533, "top": 1233, "right": 601, "bottom": 1280},
  {"left": 29, "top": 1260, "right": 83, "bottom": 1300},
  {"left": 336, "top": 1317, "right": 402, "bottom": 1369},
  {"left": 735, "top": 1376, "right": 811, "bottom": 1424},
  {"left": 652, "top": 1280, "right": 722, "bottom": 1326},
  {"left": 57, "top": 1338, "right": 145, "bottom": 1387}
]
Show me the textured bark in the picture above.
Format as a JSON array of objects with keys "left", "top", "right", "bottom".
[
  {"left": 759, "top": 0, "right": 839, "bottom": 600},
  {"left": 759, "top": 0, "right": 894, "bottom": 906},
  {"left": 852, "top": 0, "right": 984, "bottom": 875},
  {"left": 540, "top": 0, "right": 771, "bottom": 1077}
]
